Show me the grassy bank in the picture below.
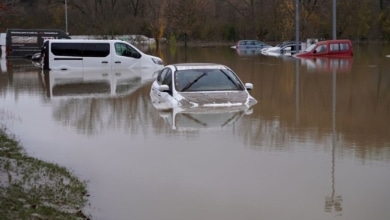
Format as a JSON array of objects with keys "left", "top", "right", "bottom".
[{"left": 0, "top": 130, "right": 90, "bottom": 219}]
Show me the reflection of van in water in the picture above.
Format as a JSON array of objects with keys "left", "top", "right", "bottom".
[
  {"left": 43, "top": 68, "right": 158, "bottom": 98},
  {"left": 6, "top": 29, "right": 70, "bottom": 59},
  {"left": 42, "top": 39, "right": 164, "bottom": 71}
]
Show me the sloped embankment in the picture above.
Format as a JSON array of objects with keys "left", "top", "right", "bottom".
[{"left": 0, "top": 131, "right": 90, "bottom": 219}]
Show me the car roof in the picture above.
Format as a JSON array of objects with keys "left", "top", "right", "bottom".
[
  {"left": 238, "top": 40, "right": 261, "bottom": 42},
  {"left": 170, "top": 63, "right": 229, "bottom": 71}
]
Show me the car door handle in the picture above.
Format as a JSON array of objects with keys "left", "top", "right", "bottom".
[
  {"left": 102, "top": 61, "right": 108, "bottom": 64},
  {"left": 115, "top": 61, "right": 121, "bottom": 64}
]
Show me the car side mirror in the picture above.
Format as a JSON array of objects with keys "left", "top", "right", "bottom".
[
  {"left": 158, "top": 84, "right": 170, "bottom": 92},
  {"left": 245, "top": 83, "right": 253, "bottom": 90}
]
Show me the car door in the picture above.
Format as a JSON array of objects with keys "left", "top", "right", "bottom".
[
  {"left": 151, "top": 67, "right": 174, "bottom": 107},
  {"left": 112, "top": 42, "right": 143, "bottom": 71},
  {"left": 82, "top": 42, "right": 111, "bottom": 72}
]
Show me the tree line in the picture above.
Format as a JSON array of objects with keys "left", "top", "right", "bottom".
[{"left": 1, "top": 0, "right": 390, "bottom": 45}]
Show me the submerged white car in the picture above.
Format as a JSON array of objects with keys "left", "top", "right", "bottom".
[
  {"left": 150, "top": 63, "right": 257, "bottom": 110},
  {"left": 261, "top": 41, "right": 302, "bottom": 55}
]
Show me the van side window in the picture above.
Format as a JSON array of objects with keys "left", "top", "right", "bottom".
[
  {"left": 51, "top": 43, "right": 83, "bottom": 56},
  {"left": 115, "top": 43, "right": 141, "bottom": 59},
  {"left": 51, "top": 42, "right": 109, "bottom": 57},
  {"left": 330, "top": 43, "right": 340, "bottom": 51},
  {"left": 12, "top": 36, "right": 38, "bottom": 44},
  {"left": 6, "top": 29, "right": 70, "bottom": 58},
  {"left": 83, "top": 43, "right": 110, "bottom": 57},
  {"left": 340, "top": 43, "right": 349, "bottom": 51}
]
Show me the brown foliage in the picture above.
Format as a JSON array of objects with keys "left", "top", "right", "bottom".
[{"left": 1, "top": 0, "right": 390, "bottom": 41}]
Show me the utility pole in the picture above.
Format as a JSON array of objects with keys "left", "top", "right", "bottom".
[
  {"left": 65, "top": 0, "right": 68, "bottom": 34},
  {"left": 295, "top": 0, "right": 300, "bottom": 54},
  {"left": 332, "top": 0, "right": 336, "bottom": 39}
]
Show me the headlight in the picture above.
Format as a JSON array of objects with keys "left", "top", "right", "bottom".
[{"left": 152, "top": 58, "right": 164, "bottom": 65}]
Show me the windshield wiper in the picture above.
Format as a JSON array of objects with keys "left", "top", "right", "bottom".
[
  {"left": 181, "top": 72, "right": 207, "bottom": 91},
  {"left": 220, "top": 70, "right": 242, "bottom": 90}
]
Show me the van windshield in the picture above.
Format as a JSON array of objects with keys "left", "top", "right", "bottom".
[{"left": 114, "top": 43, "right": 141, "bottom": 59}]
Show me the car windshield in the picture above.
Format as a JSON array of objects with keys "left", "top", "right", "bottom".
[
  {"left": 175, "top": 68, "right": 245, "bottom": 92},
  {"left": 304, "top": 43, "right": 317, "bottom": 52}
]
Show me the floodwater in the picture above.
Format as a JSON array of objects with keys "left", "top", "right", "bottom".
[{"left": 1, "top": 43, "right": 390, "bottom": 220}]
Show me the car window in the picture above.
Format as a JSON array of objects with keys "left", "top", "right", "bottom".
[
  {"left": 161, "top": 69, "right": 173, "bottom": 94},
  {"left": 315, "top": 44, "right": 327, "bottom": 53},
  {"left": 175, "top": 68, "right": 244, "bottom": 92},
  {"left": 305, "top": 43, "right": 317, "bottom": 52},
  {"left": 115, "top": 42, "right": 141, "bottom": 58},
  {"left": 161, "top": 69, "right": 172, "bottom": 85},
  {"left": 157, "top": 68, "right": 169, "bottom": 84}
]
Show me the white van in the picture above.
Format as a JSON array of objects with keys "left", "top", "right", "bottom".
[{"left": 41, "top": 39, "right": 164, "bottom": 71}]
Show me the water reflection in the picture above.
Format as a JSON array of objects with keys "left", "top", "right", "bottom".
[
  {"left": 1, "top": 44, "right": 390, "bottom": 220},
  {"left": 297, "top": 56, "right": 353, "bottom": 73},
  {"left": 41, "top": 68, "right": 158, "bottom": 135},
  {"left": 0, "top": 59, "right": 45, "bottom": 97},
  {"left": 235, "top": 48, "right": 262, "bottom": 56},
  {"left": 156, "top": 106, "right": 252, "bottom": 131},
  {"left": 43, "top": 68, "right": 156, "bottom": 98},
  {"left": 324, "top": 71, "right": 343, "bottom": 216}
]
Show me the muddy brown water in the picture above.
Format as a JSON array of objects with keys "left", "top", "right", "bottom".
[{"left": 1, "top": 43, "right": 390, "bottom": 220}]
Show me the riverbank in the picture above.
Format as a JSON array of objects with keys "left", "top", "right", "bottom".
[{"left": 0, "top": 128, "right": 90, "bottom": 219}]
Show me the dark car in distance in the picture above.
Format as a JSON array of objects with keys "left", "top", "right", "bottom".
[{"left": 233, "top": 40, "right": 271, "bottom": 50}]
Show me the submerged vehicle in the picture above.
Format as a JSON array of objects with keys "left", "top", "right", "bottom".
[
  {"left": 41, "top": 39, "right": 164, "bottom": 71},
  {"left": 232, "top": 40, "right": 271, "bottom": 50},
  {"left": 5, "top": 29, "right": 70, "bottom": 59},
  {"left": 294, "top": 39, "right": 353, "bottom": 57},
  {"left": 150, "top": 63, "right": 257, "bottom": 110},
  {"left": 262, "top": 41, "right": 302, "bottom": 55}
]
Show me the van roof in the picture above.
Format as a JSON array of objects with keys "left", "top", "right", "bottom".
[
  {"left": 317, "top": 39, "right": 352, "bottom": 44},
  {"left": 47, "top": 39, "right": 126, "bottom": 43}
]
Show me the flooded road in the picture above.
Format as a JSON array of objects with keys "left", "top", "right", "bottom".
[{"left": 1, "top": 43, "right": 390, "bottom": 220}]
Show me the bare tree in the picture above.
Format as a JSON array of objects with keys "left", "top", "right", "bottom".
[
  {"left": 71, "top": 0, "right": 130, "bottom": 36},
  {"left": 165, "top": 0, "right": 211, "bottom": 47},
  {"left": 1, "top": 0, "right": 390, "bottom": 41},
  {"left": 124, "top": 0, "right": 144, "bottom": 17},
  {"left": 144, "top": 0, "right": 167, "bottom": 50}
]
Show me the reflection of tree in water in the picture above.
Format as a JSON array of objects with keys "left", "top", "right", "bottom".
[{"left": 234, "top": 58, "right": 390, "bottom": 163}]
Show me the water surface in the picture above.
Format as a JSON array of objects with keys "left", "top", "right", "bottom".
[{"left": 1, "top": 43, "right": 389, "bottom": 220}]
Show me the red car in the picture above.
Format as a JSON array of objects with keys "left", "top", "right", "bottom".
[{"left": 294, "top": 39, "right": 353, "bottom": 57}]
